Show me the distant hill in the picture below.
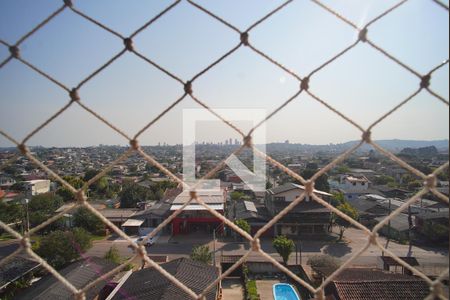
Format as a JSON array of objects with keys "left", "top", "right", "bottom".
[{"left": 342, "top": 139, "right": 449, "bottom": 152}]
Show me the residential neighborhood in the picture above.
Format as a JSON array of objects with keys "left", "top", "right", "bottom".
[{"left": 0, "top": 142, "right": 448, "bottom": 300}]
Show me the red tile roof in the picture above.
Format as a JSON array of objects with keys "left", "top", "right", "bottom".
[{"left": 329, "top": 268, "right": 431, "bottom": 300}]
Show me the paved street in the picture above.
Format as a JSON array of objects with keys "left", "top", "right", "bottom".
[{"left": 83, "top": 227, "right": 448, "bottom": 277}]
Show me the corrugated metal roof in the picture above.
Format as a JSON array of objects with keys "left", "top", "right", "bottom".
[
  {"left": 268, "top": 183, "right": 332, "bottom": 197},
  {"left": 170, "top": 204, "right": 224, "bottom": 211},
  {"left": 173, "top": 190, "right": 225, "bottom": 204},
  {"left": 122, "top": 219, "right": 145, "bottom": 227},
  {"left": 243, "top": 201, "right": 257, "bottom": 213}
]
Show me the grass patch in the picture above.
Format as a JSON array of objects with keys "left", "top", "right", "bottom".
[
  {"left": 0, "top": 233, "right": 15, "bottom": 241},
  {"left": 91, "top": 235, "right": 107, "bottom": 241}
]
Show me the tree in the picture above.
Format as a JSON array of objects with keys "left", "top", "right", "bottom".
[
  {"left": 119, "top": 182, "right": 152, "bottom": 208},
  {"left": 230, "top": 191, "right": 246, "bottom": 201},
  {"left": 335, "top": 165, "right": 351, "bottom": 174},
  {"left": 56, "top": 176, "right": 85, "bottom": 202},
  {"left": 28, "top": 193, "right": 64, "bottom": 229},
  {"left": 331, "top": 192, "right": 345, "bottom": 207},
  {"left": 272, "top": 235, "right": 295, "bottom": 265},
  {"left": 0, "top": 201, "right": 23, "bottom": 225},
  {"left": 334, "top": 201, "right": 358, "bottom": 241},
  {"left": 84, "top": 169, "right": 100, "bottom": 182},
  {"left": 307, "top": 255, "right": 341, "bottom": 274},
  {"left": 373, "top": 175, "right": 396, "bottom": 185},
  {"left": 407, "top": 180, "right": 422, "bottom": 190},
  {"left": 190, "top": 245, "right": 212, "bottom": 265},
  {"left": 94, "top": 176, "right": 109, "bottom": 195},
  {"left": 235, "top": 219, "right": 251, "bottom": 234},
  {"left": 423, "top": 223, "right": 449, "bottom": 243},
  {"left": 104, "top": 246, "right": 122, "bottom": 264},
  {"left": 73, "top": 207, "right": 105, "bottom": 235},
  {"left": 301, "top": 169, "right": 330, "bottom": 193},
  {"left": 36, "top": 228, "right": 92, "bottom": 269}
]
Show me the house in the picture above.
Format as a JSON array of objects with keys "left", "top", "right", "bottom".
[
  {"left": 374, "top": 186, "right": 410, "bottom": 199},
  {"left": 134, "top": 202, "right": 172, "bottom": 232},
  {"left": 23, "top": 180, "right": 51, "bottom": 196},
  {"left": 108, "top": 258, "right": 220, "bottom": 300},
  {"left": 375, "top": 213, "right": 412, "bottom": 241},
  {"left": 325, "top": 268, "right": 432, "bottom": 300},
  {"left": 336, "top": 175, "right": 379, "bottom": 200},
  {"left": 339, "top": 175, "right": 370, "bottom": 192},
  {"left": 414, "top": 211, "right": 449, "bottom": 242},
  {"left": 170, "top": 190, "right": 226, "bottom": 235},
  {"left": 231, "top": 200, "right": 272, "bottom": 236},
  {"left": 347, "top": 196, "right": 389, "bottom": 227},
  {"left": 266, "top": 183, "right": 332, "bottom": 236},
  {"left": 16, "top": 257, "right": 117, "bottom": 300},
  {"left": 0, "top": 177, "right": 16, "bottom": 189},
  {"left": 380, "top": 256, "right": 420, "bottom": 276},
  {"left": 0, "top": 256, "right": 41, "bottom": 293},
  {"left": 415, "top": 211, "right": 449, "bottom": 228},
  {"left": 0, "top": 243, "right": 41, "bottom": 294}
]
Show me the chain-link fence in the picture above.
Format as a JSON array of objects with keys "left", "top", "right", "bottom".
[{"left": 0, "top": 0, "right": 448, "bottom": 299}]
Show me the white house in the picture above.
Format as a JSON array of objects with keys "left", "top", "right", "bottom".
[
  {"left": 0, "top": 176, "right": 16, "bottom": 189},
  {"left": 339, "top": 175, "right": 370, "bottom": 192},
  {"left": 335, "top": 175, "right": 377, "bottom": 201},
  {"left": 24, "top": 180, "right": 51, "bottom": 196}
]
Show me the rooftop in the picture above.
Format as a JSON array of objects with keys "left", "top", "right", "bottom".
[
  {"left": 328, "top": 268, "right": 431, "bottom": 300},
  {"left": 172, "top": 190, "right": 225, "bottom": 205},
  {"left": 268, "top": 183, "right": 332, "bottom": 197},
  {"left": 110, "top": 258, "right": 219, "bottom": 300},
  {"left": 16, "top": 257, "right": 117, "bottom": 300}
]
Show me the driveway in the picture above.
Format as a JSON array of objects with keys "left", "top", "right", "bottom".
[{"left": 222, "top": 278, "right": 244, "bottom": 300}]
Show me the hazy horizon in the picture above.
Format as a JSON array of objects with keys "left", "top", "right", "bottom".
[
  {"left": 0, "top": 138, "right": 448, "bottom": 149},
  {"left": 1, "top": 0, "right": 449, "bottom": 147}
]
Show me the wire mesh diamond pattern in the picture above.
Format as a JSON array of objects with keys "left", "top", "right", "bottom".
[{"left": 0, "top": 0, "right": 448, "bottom": 299}]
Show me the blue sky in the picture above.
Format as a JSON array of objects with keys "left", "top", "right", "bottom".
[{"left": 0, "top": 0, "right": 448, "bottom": 147}]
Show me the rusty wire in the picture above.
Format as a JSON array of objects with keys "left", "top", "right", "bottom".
[{"left": 0, "top": 0, "right": 448, "bottom": 299}]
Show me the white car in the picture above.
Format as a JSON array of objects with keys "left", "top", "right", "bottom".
[{"left": 135, "top": 236, "right": 156, "bottom": 247}]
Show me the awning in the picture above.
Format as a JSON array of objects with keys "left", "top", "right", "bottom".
[
  {"left": 170, "top": 204, "right": 224, "bottom": 211},
  {"left": 121, "top": 219, "right": 145, "bottom": 227}
]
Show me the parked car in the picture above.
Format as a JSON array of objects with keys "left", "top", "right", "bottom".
[
  {"left": 129, "top": 236, "right": 157, "bottom": 248},
  {"left": 137, "top": 236, "right": 155, "bottom": 247}
]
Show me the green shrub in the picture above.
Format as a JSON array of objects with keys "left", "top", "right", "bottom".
[
  {"left": 246, "top": 280, "right": 259, "bottom": 300},
  {"left": 235, "top": 219, "right": 251, "bottom": 234}
]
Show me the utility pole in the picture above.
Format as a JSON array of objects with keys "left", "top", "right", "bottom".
[
  {"left": 299, "top": 242, "right": 302, "bottom": 265},
  {"left": 388, "top": 199, "right": 392, "bottom": 243},
  {"left": 408, "top": 205, "right": 413, "bottom": 255},
  {"left": 383, "top": 199, "right": 392, "bottom": 257},
  {"left": 22, "top": 198, "right": 30, "bottom": 233},
  {"left": 213, "top": 229, "right": 216, "bottom": 267}
]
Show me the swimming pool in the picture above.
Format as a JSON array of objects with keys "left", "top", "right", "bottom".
[{"left": 273, "top": 283, "right": 301, "bottom": 300}]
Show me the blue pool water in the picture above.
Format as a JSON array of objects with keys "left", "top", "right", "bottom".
[{"left": 273, "top": 283, "right": 301, "bottom": 300}]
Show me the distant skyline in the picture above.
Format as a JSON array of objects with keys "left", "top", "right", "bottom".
[{"left": 0, "top": 0, "right": 449, "bottom": 147}]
